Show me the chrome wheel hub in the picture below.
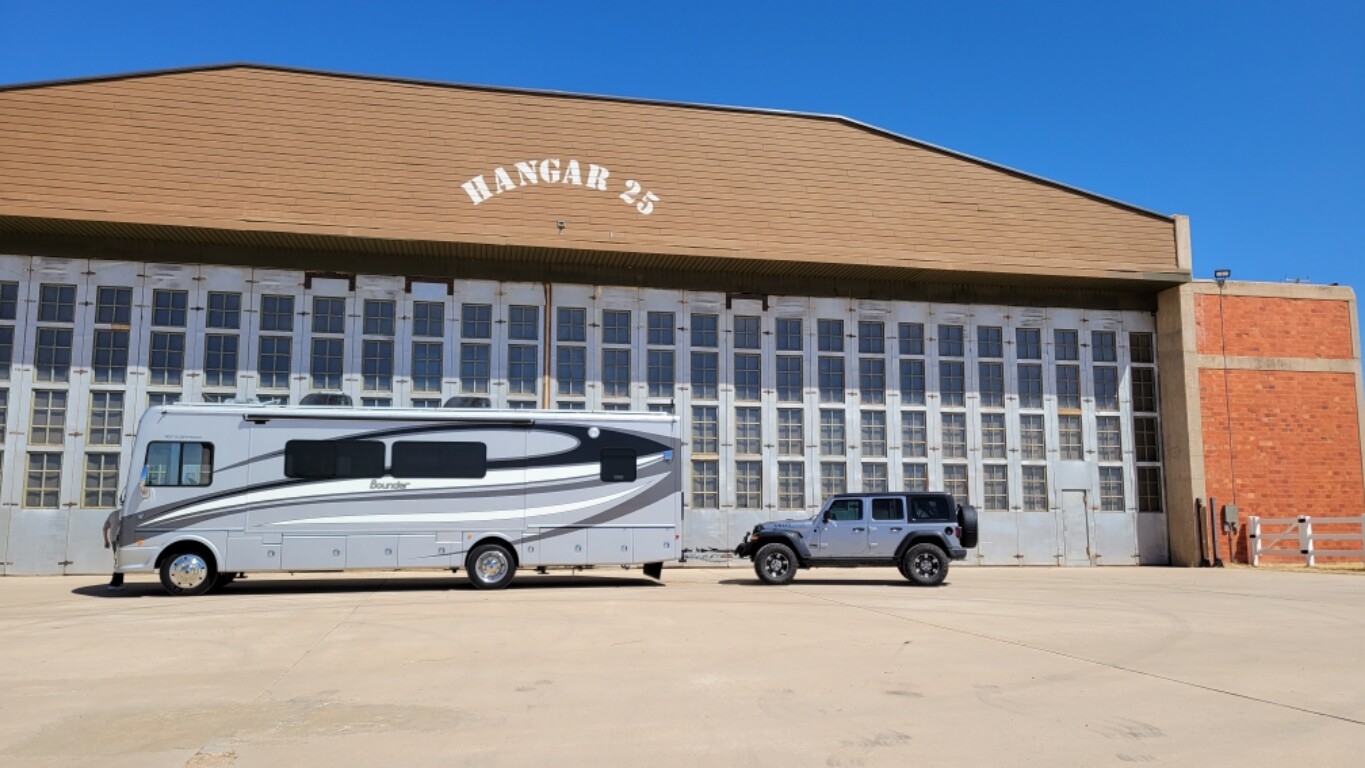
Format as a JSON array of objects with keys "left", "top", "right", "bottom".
[
  {"left": 168, "top": 554, "right": 208, "bottom": 590},
  {"left": 763, "top": 553, "right": 790, "bottom": 578},
  {"left": 476, "top": 551, "right": 509, "bottom": 583},
  {"left": 913, "top": 553, "right": 941, "bottom": 578}
]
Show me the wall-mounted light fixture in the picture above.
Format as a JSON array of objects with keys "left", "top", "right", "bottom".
[{"left": 1214, "top": 269, "right": 1231, "bottom": 287}]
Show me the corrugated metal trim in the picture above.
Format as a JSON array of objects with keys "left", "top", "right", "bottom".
[
  {"left": 0, "top": 63, "right": 1174, "bottom": 223},
  {"left": 0, "top": 215, "right": 1186, "bottom": 309}
]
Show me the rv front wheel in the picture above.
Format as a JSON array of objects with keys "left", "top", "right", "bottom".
[
  {"left": 466, "top": 543, "right": 515, "bottom": 590},
  {"left": 158, "top": 547, "right": 218, "bottom": 597}
]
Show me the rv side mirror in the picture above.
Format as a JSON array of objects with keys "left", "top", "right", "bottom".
[{"left": 822, "top": 509, "right": 832, "bottom": 523}]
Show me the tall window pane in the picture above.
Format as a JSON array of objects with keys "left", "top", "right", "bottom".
[
  {"left": 459, "top": 344, "right": 490, "bottom": 393},
  {"left": 778, "top": 409, "right": 804, "bottom": 456},
  {"left": 150, "top": 331, "right": 185, "bottom": 386},
  {"left": 734, "top": 316, "right": 760, "bottom": 350},
  {"left": 647, "top": 312, "right": 675, "bottom": 346},
  {"left": 818, "top": 357, "right": 844, "bottom": 403},
  {"left": 35, "top": 328, "right": 73, "bottom": 382},
  {"left": 462, "top": 304, "right": 492, "bottom": 339},
  {"left": 977, "top": 326, "right": 1003, "bottom": 358},
  {"left": 207, "top": 292, "right": 241, "bottom": 330},
  {"left": 938, "top": 325, "right": 964, "bottom": 357},
  {"left": 818, "top": 319, "right": 843, "bottom": 352},
  {"left": 777, "top": 356, "right": 803, "bottom": 402},
  {"left": 691, "top": 406, "right": 718, "bottom": 454},
  {"left": 979, "top": 362, "right": 1004, "bottom": 408},
  {"left": 258, "top": 337, "right": 292, "bottom": 389},
  {"left": 819, "top": 409, "right": 845, "bottom": 456},
  {"left": 691, "top": 351, "right": 718, "bottom": 399},
  {"left": 412, "top": 341, "right": 442, "bottom": 393},
  {"left": 1016, "top": 328, "right": 1042, "bottom": 360},
  {"left": 858, "top": 321, "right": 884, "bottom": 354},
  {"left": 204, "top": 334, "right": 239, "bottom": 388},
  {"left": 557, "top": 307, "right": 586, "bottom": 342},
  {"left": 413, "top": 301, "right": 444, "bottom": 338},
  {"left": 509, "top": 305, "right": 539, "bottom": 341},
  {"left": 776, "top": 319, "right": 802, "bottom": 351},
  {"left": 602, "top": 310, "right": 631, "bottom": 345},
  {"left": 942, "top": 412, "right": 967, "bottom": 459},
  {"left": 901, "top": 410, "right": 927, "bottom": 458},
  {"left": 647, "top": 349, "right": 674, "bottom": 398},
  {"left": 860, "top": 411, "right": 886, "bottom": 457},
  {"left": 312, "top": 297, "right": 345, "bottom": 334},
  {"left": 508, "top": 345, "right": 537, "bottom": 396},
  {"left": 602, "top": 349, "right": 630, "bottom": 398},
  {"left": 92, "top": 330, "right": 129, "bottom": 384},
  {"left": 898, "top": 323, "right": 924, "bottom": 356},
  {"left": 261, "top": 295, "right": 295, "bottom": 332},
  {"left": 899, "top": 359, "right": 925, "bottom": 406},
  {"left": 940, "top": 361, "right": 965, "bottom": 407},
  {"left": 734, "top": 354, "right": 760, "bottom": 401},
  {"left": 735, "top": 407, "right": 761, "bottom": 455}
]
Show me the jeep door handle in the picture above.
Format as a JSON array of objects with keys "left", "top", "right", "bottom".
[
  {"left": 890, "top": 527, "right": 903, "bottom": 532},
  {"left": 852, "top": 527, "right": 865, "bottom": 533}
]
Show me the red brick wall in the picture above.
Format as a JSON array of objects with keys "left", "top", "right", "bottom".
[
  {"left": 1195, "top": 294, "right": 1354, "bottom": 359},
  {"left": 1196, "top": 291, "right": 1364, "bottom": 563}
]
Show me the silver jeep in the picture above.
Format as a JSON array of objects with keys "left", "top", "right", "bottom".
[{"left": 733, "top": 493, "right": 978, "bottom": 586}]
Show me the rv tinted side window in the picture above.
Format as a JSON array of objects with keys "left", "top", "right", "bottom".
[
  {"left": 600, "top": 449, "right": 637, "bottom": 483},
  {"left": 145, "top": 442, "right": 214, "bottom": 487},
  {"left": 284, "top": 440, "right": 385, "bottom": 480},
  {"left": 391, "top": 441, "right": 487, "bottom": 479}
]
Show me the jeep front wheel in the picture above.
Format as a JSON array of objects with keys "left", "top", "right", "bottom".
[
  {"left": 754, "top": 542, "right": 797, "bottom": 585},
  {"left": 902, "top": 543, "right": 949, "bottom": 587}
]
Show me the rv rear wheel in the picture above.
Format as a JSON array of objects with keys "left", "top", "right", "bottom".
[
  {"left": 158, "top": 547, "right": 218, "bottom": 597},
  {"left": 466, "top": 543, "right": 516, "bottom": 590}
]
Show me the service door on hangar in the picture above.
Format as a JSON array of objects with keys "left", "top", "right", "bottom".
[{"left": 1061, "top": 491, "right": 1092, "bottom": 566}]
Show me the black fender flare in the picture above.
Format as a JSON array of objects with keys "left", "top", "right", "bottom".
[
  {"left": 893, "top": 532, "right": 955, "bottom": 562},
  {"left": 751, "top": 531, "right": 813, "bottom": 562}
]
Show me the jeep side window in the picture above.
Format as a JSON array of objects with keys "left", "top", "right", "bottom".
[
  {"left": 827, "top": 499, "right": 862, "bottom": 521},
  {"left": 911, "top": 498, "right": 941, "bottom": 521},
  {"left": 871, "top": 497, "right": 904, "bottom": 521}
]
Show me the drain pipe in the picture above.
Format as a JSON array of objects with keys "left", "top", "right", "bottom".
[
  {"left": 1208, "top": 495, "right": 1224, "bottom": 567},
  {"left": 1195, "top": 497, "right": 1208, "bottom": 566},
  {"left": 541, "top": 283, "right": 552, "bottom": 408}
]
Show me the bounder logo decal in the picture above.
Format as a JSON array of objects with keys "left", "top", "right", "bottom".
[
  {"left": 460, "top": 158, "right": 660, "bottom": 215},
  {"left": 369, "top": 480, "right": 411, "bottom": 491}
]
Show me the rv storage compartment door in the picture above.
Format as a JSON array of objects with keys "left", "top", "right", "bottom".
[
  {"left": 397, "top": 535, "right": 454, "bottom": 568},
  {"left": 588, "top": 527, "right": 632, "bottom": 564},
  {"left": 282, "top": 536, "right": 347, "bottom": 570},
  {"left": 347, "top": 536, "right": 399, "bottom": 569},
  {"left": 537, "top": 528, "right": 587, "bottom": 566},
  {"left": 226, "top": 536, "right": 282, "bottom": 571},
  {"left": 633, "top": 527, "right": 675, "bottom": 564}
]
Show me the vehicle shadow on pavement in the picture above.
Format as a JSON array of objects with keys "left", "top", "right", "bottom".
[
  {"left": 70, "top": 574, "right": 665, "bottom": 598},
  {"left": 717, "top": 578, "right": 947, "bottom": 588}
]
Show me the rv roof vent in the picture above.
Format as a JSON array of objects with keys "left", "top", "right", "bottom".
[
  {"left": 443, "top": 396, "right": 491, "bottom": 409},
  {"left": 300, "top": 393, "right": 353, "bottom": 406}
]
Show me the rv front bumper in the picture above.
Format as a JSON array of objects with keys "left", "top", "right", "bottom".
[{"left": 114, "top": 545, "right": 158, "bottom": 573}]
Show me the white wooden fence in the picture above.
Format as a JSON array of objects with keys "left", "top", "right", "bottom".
[{"left": 1248, "top": 515, "right": 1365, "bottom": 566}]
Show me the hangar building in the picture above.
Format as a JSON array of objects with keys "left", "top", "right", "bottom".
[{"left": 0, "top": 65, "right": 1359, "bottom": 574}]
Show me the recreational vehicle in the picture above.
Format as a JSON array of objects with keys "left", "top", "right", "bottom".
[{"left": 107, "top": 404, "right": 683, "bottom": 595}]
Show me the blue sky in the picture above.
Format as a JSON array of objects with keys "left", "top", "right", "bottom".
[{"left": 2, "top": 1, "right": 1361, "bottom": 290}]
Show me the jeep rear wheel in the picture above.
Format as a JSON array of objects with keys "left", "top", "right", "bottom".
[
  {"left": 754, "top": 542, "right": 797, "bottom": 585},
  {"left": 902, "top": 543, "right": 949, "bottom": 587}
]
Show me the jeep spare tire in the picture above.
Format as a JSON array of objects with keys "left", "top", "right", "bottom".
[{"left": 957, "top": 504, "right": 979, "bottom": 549}]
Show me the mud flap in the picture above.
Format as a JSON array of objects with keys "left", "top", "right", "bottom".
[{"left": 643, "top": 562, "right": 663, "bottom": 580}]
